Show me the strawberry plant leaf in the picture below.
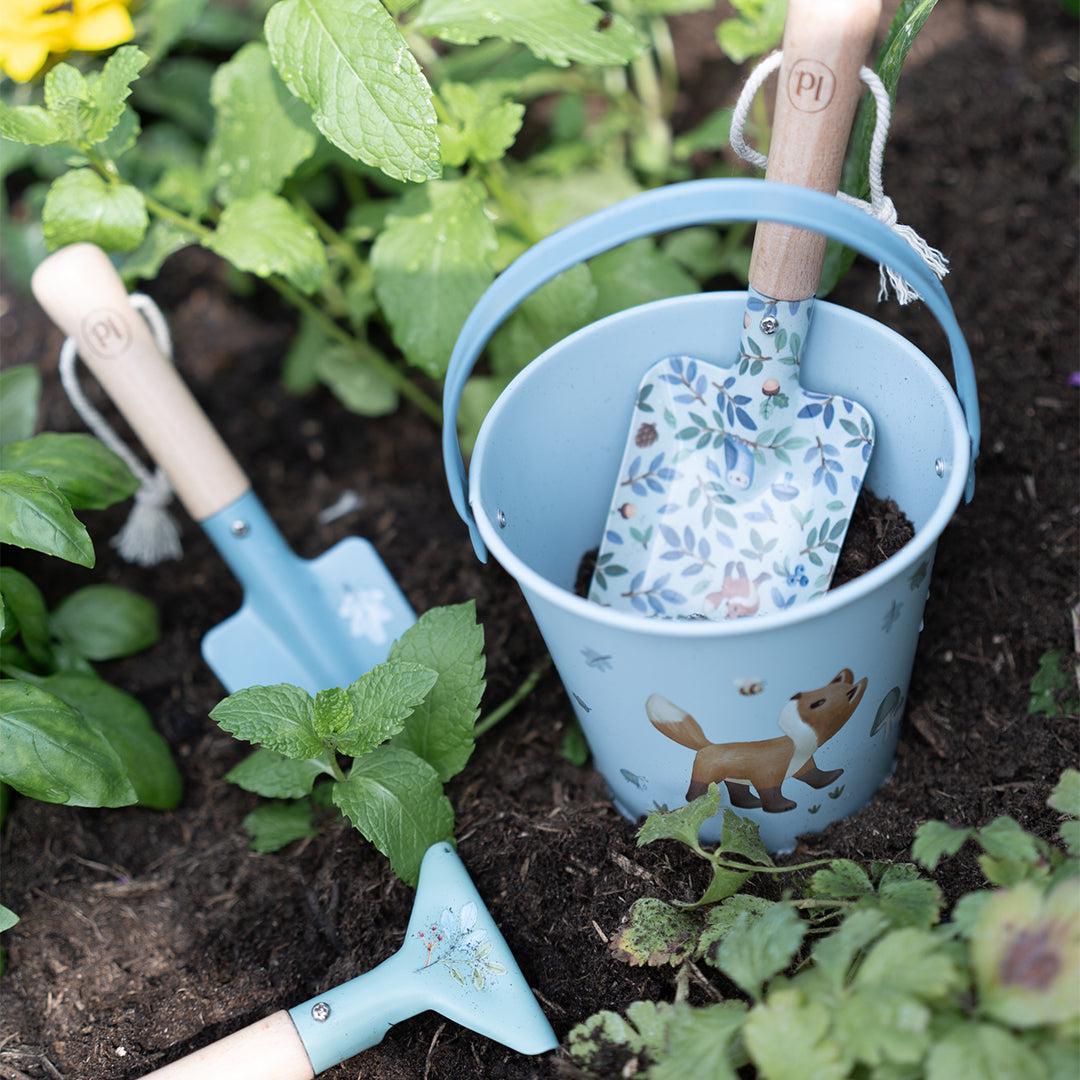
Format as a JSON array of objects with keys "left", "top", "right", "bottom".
[
  {"left": 568, "top": 1000, "right": 676, "bottom": 1072},
  {"left": 204, "top": 192, "right": 328, "bottom": 294},
  {"left": 0, "top": 434, "right": 137, "bottom": 510},
  {"left": 717, "top": 903, "right": 806, "bottom": 999},
  {"left": 207, "top": 42, "right": 317, "bottom": 204},
  {"left": 925, "top": 1022, "right": 1046, "bottom": 1080},
  {"left": 27, "top": 672, "right": 181, "bottom": 810},
  {"left": 50, "top": 585, "right": 159, "bottom": 661},
  {"left": 42, "top": 170, "right": 148, "bottom": 253},
  {"left": 333, "top": 744, "right": 454, "bottom": 885},
  {"left": 855, "top": 928, "right": 961, "bottom": 1001},
  {"left": 372, "top": 179, "right": 496, "bottom": 378},
  {"left": 0, "top": 568, "right": 51, "bottom": 665},
  {"left": 415, "top": 0, "right": 646, "bottom": 67},
  {"left": 0, "top": 471, "right": 94, "bottom": 567},
  {"left": 717, "top": 808, "right": 772, "bottom": 866},
  {"left": 243, "top": 799, "right": 317, "bottom": 853},
  {"left": 913, "top": 819, "right": 972, "bottom": 871},
  {"left": 210, "top": 683, "right": 321, "bottom": 758},
  {"left": 389, "top": 601, "right": 485, "bottom": 782},
  {"left": 610, "top": 897, "right": 699, "bottom": 967},
  {"left": 873, "top": 864, "right": 943, "bottom": 929},
  {"left": 697, "top": 895, "right": 777, "bottom": 965},
  {"left": 226, "top": 747, "right": 326, "bottom": 799},
  {"left": 0, "top": 680, "right": 137, "bottom": 808},
  {"left": 1049, "top": 768, "right": 1080, "bottom": 818},
  {"left": 337, "top": 660, "right": 438, "bottom": 758},
  {"left": 265, "top": 0, "right": 440, "bottom": 183},
  {"left": 810, "top": 859, "right": 874, "bottom": 899},
  {"left": 832, "top": 989, "right": 931, "bottom": 1069},
  {"left": 810, "top": 908, "right": 889, "bottom": 989},
  {"left": 693, "top": 862, "right": 751, "bottom": 907},
  {"left": 0, "top": 905, "right": 18, "bottom": 933},
  {"left": 743, "top": 989, "right": 847, "bottom": 1080},
  {"left": 637, "top": 783, "right": 720, "bottom": 851},
  {"left": 0, "top": 367, "right": 41, "bottom": 446},
  {"left": 650, "top": 1002, "right": 745, "bottom": 1080}
]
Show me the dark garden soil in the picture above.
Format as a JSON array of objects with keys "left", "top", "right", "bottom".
[{"left": 2, "top": 3, "right": 1078, "bottom": 1078}]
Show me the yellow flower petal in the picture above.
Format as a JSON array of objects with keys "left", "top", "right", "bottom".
[
  {"left": 68, "top": 3, "right": 134, "bottom": 51},
  {"left": 0, "top": 39, "right": 51, "bottom": 82}
]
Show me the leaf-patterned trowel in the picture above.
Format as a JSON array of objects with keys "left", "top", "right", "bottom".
[{"left": 590, "top": 0, "right": 881, "bottom": 621}]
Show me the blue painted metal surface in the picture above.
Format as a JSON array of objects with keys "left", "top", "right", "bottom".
[
  {"left": 289, "top": 843, "right": 557, "bottom": 1071},
  {"left": 201, "top": 490, "right": 414, "bottom": 694},
  {"left": 441, "top": 178, "right": 979, "bottom": 852}
]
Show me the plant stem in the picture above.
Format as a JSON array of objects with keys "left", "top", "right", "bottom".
[
  {"left": 709, "top": 854, "right": 847, "bottom": 875},
  {"left": 474, "top": 656, "right": 552, "bottom": 738},
  {"left": 650, "top": 17, "right": 679, "bottom": 114},
  {"left": 138, "top": 192, "right": 444, "bottom": 424},
  {"left": 293, "top": 193, "right": 368, "bottom": 280},
  {"left": 479, "top": 159, "right": 542, "bottom": 244}
]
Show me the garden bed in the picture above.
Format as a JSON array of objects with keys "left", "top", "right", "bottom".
[{"left": 1, "top": 3, "right": 1078, "bottom": 1078}]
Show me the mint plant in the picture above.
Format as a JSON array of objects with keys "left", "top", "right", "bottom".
[
  {"left": 210, "top": 601, "right": 485, "bottom": 885},
  {"left": 1, "top": 2, "right": 938, "bottom": 441},
  {"left": 0, "top": 365, "right": 180, "bottom": 816},
  {"left": 568, "top": 773, "right": 1080, "bottom": 1078}
]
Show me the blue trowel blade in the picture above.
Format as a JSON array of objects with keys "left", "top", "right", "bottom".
[{"left": 201, "top": 493, "right": 415, "bottom": 694}]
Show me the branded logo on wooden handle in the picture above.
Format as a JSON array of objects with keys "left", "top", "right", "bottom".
[
  {"left": 786, "top": 58, "right": 836, "bottom": 112},
  {"left": 79, "top": 307, "right": 132, "bottom": 360}
]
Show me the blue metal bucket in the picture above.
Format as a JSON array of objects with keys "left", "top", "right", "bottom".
[{"left": 443, "top": 180, "right": 980, "bottom": 851}]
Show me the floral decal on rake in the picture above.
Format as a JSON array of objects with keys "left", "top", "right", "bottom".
[
  {"left": 589, "top": 288, "right": 875, "bottom": 621},
  {"left": 415, "top": 901, "right": 506, "bottom": 989}
]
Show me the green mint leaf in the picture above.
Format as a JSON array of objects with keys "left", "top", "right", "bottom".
[
  {"left": 0, "top": 104, "right": 62, "bottom": 146},
  {"left": 650, "top": 1001, "right": 745, "bottom": 1080},
  {"left": 717, "top": 808, "right": 772, "bottom": 866},
  {"left": 810, "top": 859, "right": 874, "bottom": 899},
  {"left": 926, "top": 1022, "right": 1046, "bottom": 1080},
  {"left": 715, "top": 0, "right": 785, "bottom": 64},
  {"left": 207, "top": 42, "right": 317, "bottom": 204},
  {"left": 1049, "top": 768, "right": 1080, "bottom": 818},
  {"left": 589, "top": 238, "right": 699, "bottom": 321},
  {"left": 717, "top": 903, "right": 806, "bottom": 999},
  {"left": 43, "top": 170, "right": 148, "bottom": 253},
  {"left": 50, "top": 585, "right": 159, "bottom": 661},
  {"left": 86, "top": 46, "right": 148, "bottom": 143},
  {"left": 372, "top": 179, "right": 496, "bottom": 378},
  {"left": 437, "top": 81, "right": 524, "bottom": 166},
  {"left": 0, "top": 568, "right": 51, "bottom": 665},
  {"left": 204, "top": 193, "right": 328, "bottom": 294},
  {"left": 743, "top": 989, "right": 848, "bottom": 1080},
  {"left": 873, "top": 863, "right": 943, "bottom": 929},
  {"left": 489, "top": 264, "right": 597, "bottom": 378},
  {"left": 388, "top": 601, "right": 485, "bottom": 782},
  {"left": 265, "top": 0, "right": 440, "bottom": 182},
  {"left": 142, "top": 0, "right": 211, "bottom": 60},
  {"left": 282, "top": 313, "right": 328, "bottom": 394},
  {"left": 0, "top": 904, "right": 18, "bottom": 933},
  {"left": 1028, "top": 650, "right": 1076, "bottom": 717},
  {"left": 44, "top": 64, "right": 90, "bottom": 144},
  {"left": 333, "top": 744, "right": 454, "bottom": 885},
  {"left": 637, "top": 783, "right": 720, "bottom": 851},
  {"left": 339, "top": 660, "right": 438, "bottom": 758},
  {"left": 833, "top": 989, "right": 931, "bottom": 1069},
  {"left": 610, "top": 897, "right": 699, "bottom": 967},
  {"left": 243, "top": 799, "right": 317, "bottom": 853},
  {"left": 0, "top": 367, "right": 41, "bottom": 445},
  {"left": 912, "top": 819, "right": 972, "bottom": 871},
  {"left": 313, "top": 686, "right": 354, "bottom": 741},
  {"left": 0, "top": 679, "right": 136, "bottom": 807},
  {"left": 0, "top": 471, "right": 94, "bottom": 567},
  {"left": 514, "top": 164, "right": 641, "bottom": 235},
  {"left": 210, "top": 683, "right": 320, "bottom": 758},
  {"left": 28, "top": 672, "right": 180, "bottom": 810},
  {"left": 0, "top": 434, "right": 136, "bottom": 510},
  {"left": 314, "top": 344, "right": 399, "bottom": 417},
  {"left": 697, "top": 895, "right": 777, "bottom": 966},
  {"left": 855, "top": 928, "right": 961, "bottom": 1001},
  {"left": 226, "top": 747, "right": 326, "bottom": 799},
  {"left": 118, "top": 220, "right": 190, "bottom": 285},
  {"left": 810, "top": 908, "right": 890, "bottom": 989},
  {"left": 415, "top": 0, "right": 645, "bottom": 67}
]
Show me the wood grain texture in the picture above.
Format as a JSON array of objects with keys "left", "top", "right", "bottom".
[
  {"left": 749, "top": 0, "right": 882, "bottom": 300},
  {"left": 140, "top": 1010, "right": 315, "bottom": 1080},
  {"left": 31, "top": 243, "right": 250, "bottom": 521}
]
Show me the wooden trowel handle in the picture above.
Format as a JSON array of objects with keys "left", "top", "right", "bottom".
[
  {"left": 31, "top": 243, "right": 250, "bottom": 522},
  {"left": 141, "top": 1010, "right": 315, "bottom": 1080},
  {"left": 748, "top": 0, "right": 881, "bottom": 301}
]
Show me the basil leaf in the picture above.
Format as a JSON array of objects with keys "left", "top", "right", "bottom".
[
  {"left": 0, "top": 471, "right": 94, "bottom": 567},
  {"left": 50, "top": 585, "right": 159, "bottom": 661}
]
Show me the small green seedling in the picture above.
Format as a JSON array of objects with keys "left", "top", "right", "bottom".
[{"left": 212, "top": 602, "right": 485, "bottom": 885}]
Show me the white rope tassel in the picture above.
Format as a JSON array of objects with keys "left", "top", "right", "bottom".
[
  {"left": 729, "top": 52, "right": 949, "bottom": 304},
  {"left": 58, "top": 293, "right": 182, "bottom": 567}
]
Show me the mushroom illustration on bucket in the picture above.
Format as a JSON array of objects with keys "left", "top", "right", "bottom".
[{"left": 442, "top": 180, "right": 980, "bottom": 852}]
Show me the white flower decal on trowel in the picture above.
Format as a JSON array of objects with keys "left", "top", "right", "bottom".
[
  {"left": 415, "top": 902, "right": 506, "bottom": 989},
  {"left": 337, "top": 586, "right": 393, "bottom": 644}
]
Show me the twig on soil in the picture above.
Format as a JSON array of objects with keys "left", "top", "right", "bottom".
[
  {"left": 423, "top": 1022, "right": 447, "bottom": 1080},
  {"left": 474, "top": 657, "right": 553, "bottom": 739}
]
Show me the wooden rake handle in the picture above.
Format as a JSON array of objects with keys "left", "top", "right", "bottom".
[
  {"left": 748, "top": 0, "right": 881, "bottom": 301},
  {"left": 140, "top": 1010, "right": 315, "bottom": 1080},
  {"left": 31, "top": 243, "right": 250, "bottom": 522}
]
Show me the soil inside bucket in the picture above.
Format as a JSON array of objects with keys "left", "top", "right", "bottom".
[
  {"left": 575, "top": 489, "right": 914, "bottom": 600},
  {"left": 1, "top": 4, "right": 1078, "bottom": 1078}
]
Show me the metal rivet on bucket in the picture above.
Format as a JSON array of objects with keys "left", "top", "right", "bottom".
[
  {"left": 497, "top": 509, "right": 507, "bottom": 529},
  {"left": 934, "top": 458, "right": 946, "bottom": 477}
]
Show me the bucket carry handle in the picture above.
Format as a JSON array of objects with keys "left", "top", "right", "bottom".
[{"left": 442, "top": 178, "right": 980, "bottom": 561}]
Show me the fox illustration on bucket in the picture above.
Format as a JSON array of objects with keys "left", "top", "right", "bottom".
[{"left": 647, "top": 668, "right": 868, "bottom": 814}]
